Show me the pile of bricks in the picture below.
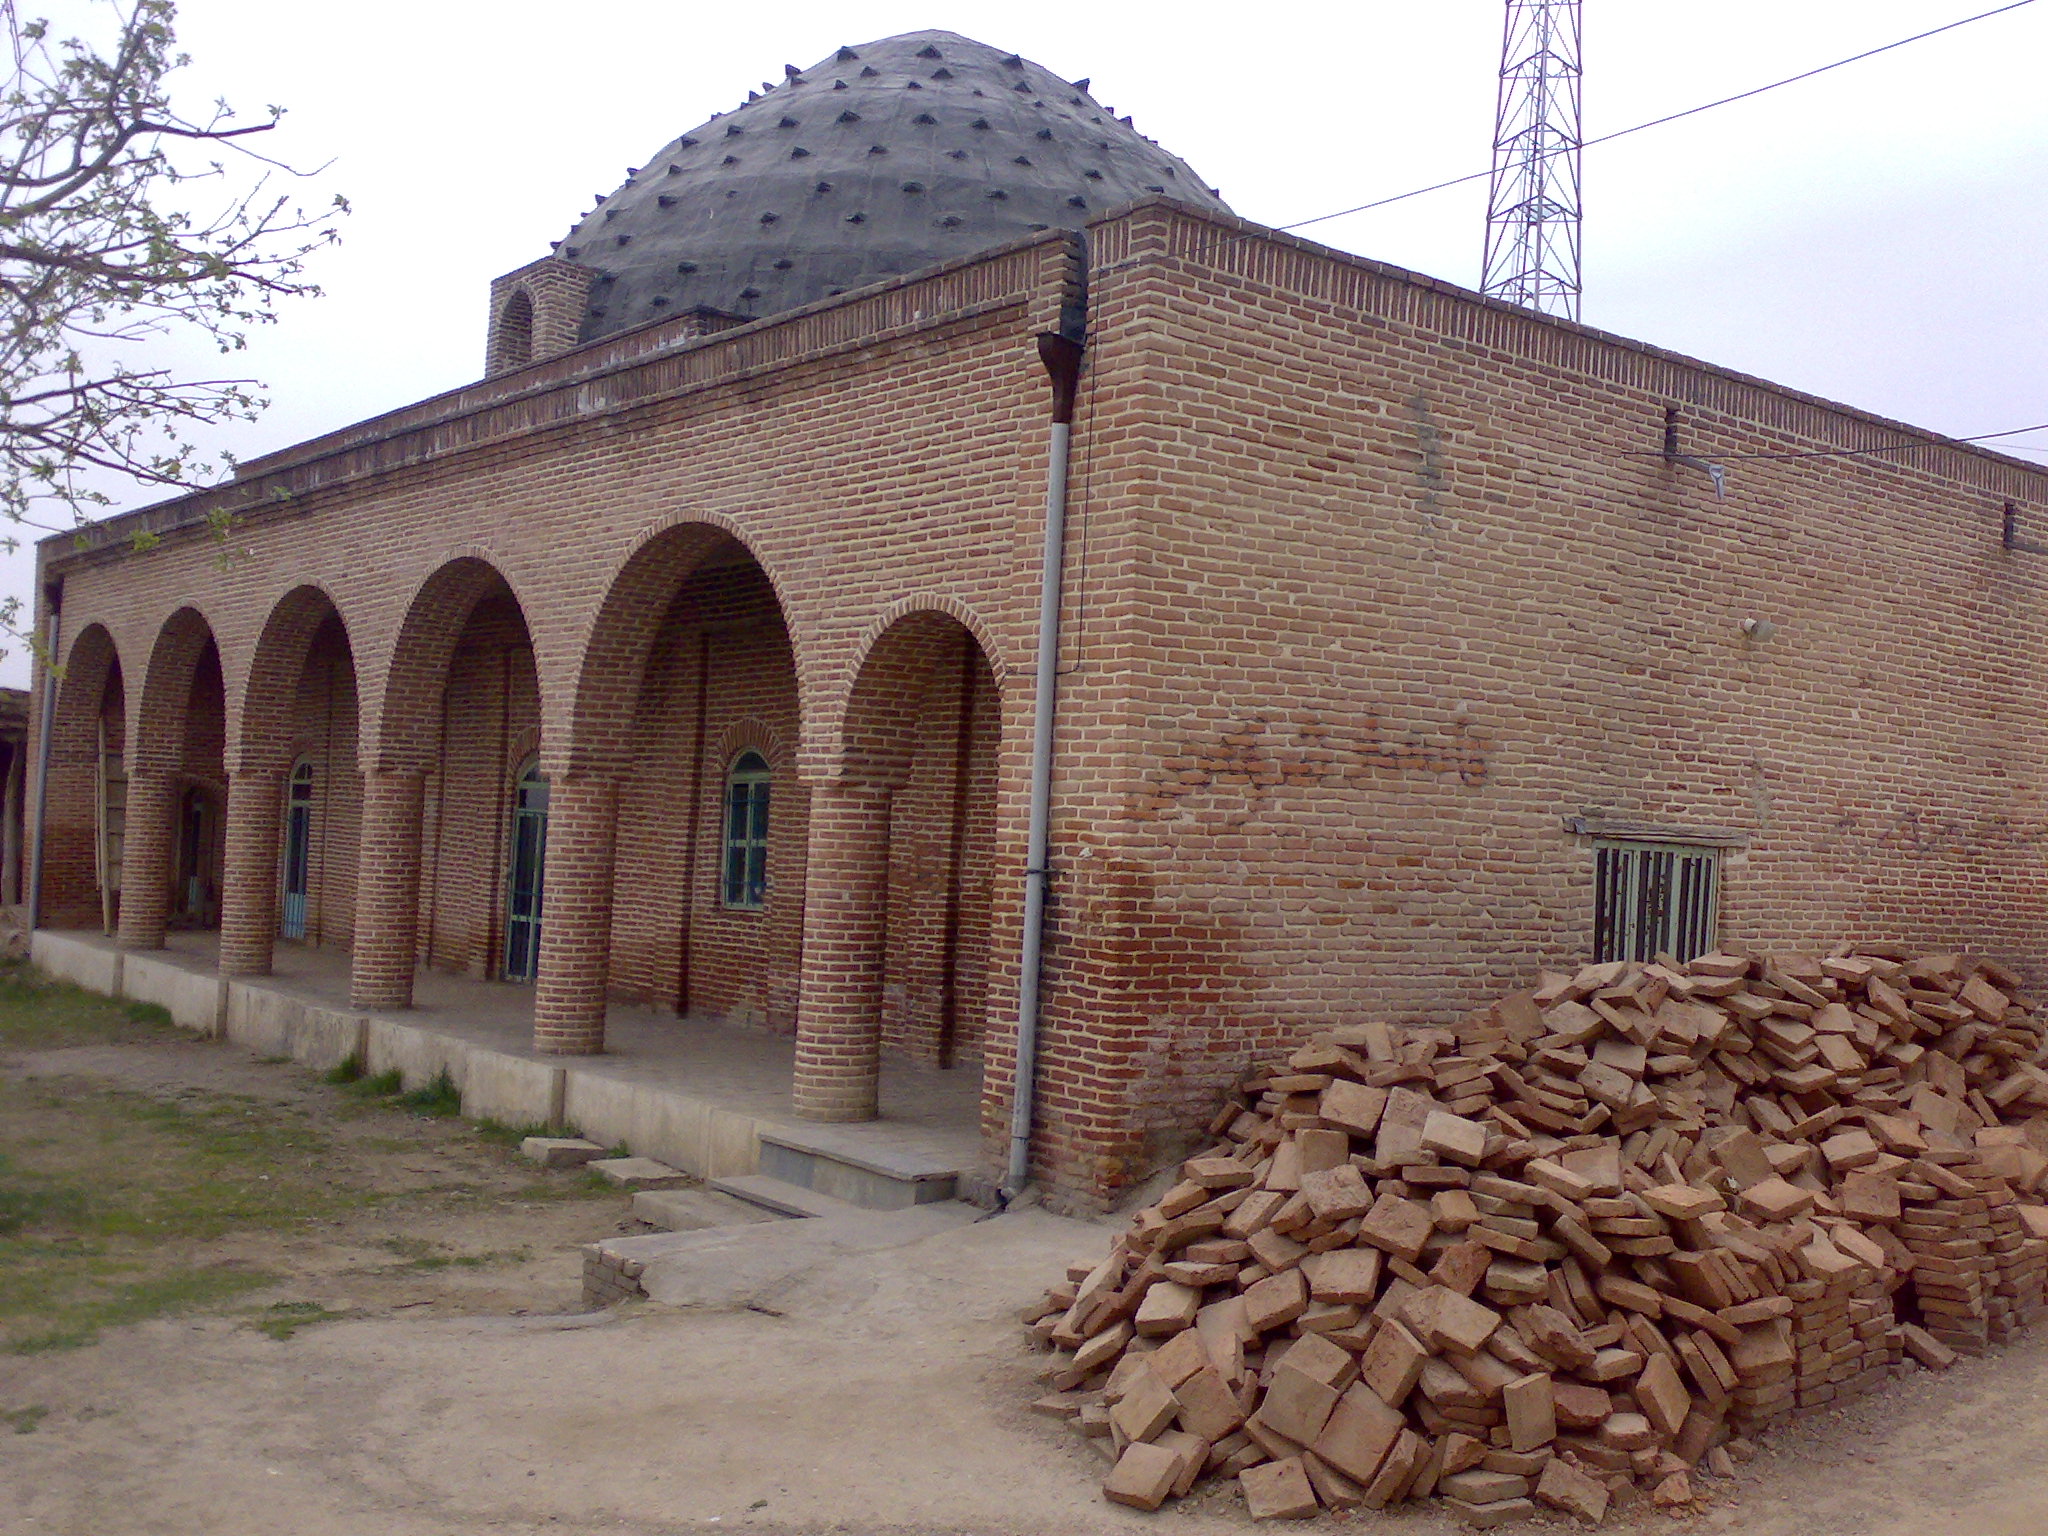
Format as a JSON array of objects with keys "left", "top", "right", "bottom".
[{"left": 1020, "top": 945, "right": 2048, "bottom": 1526}]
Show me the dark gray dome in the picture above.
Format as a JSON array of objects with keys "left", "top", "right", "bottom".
[{"left": 558, "top": 29, "right": 1229, "bottom": 339}]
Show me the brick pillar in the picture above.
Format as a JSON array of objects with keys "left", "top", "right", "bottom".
[
  {"left": 115, "top": 768, "right": 175, "bottom": 950},
  {"left": 350, "top": 769, "right": 424, "bottom": 1010},
  {"left": 532, "top": 775, "right": 617, "bottom": 1055},
  {"left": 793, "top": 779, "right": 892, "bottom": 1122},
  {"left": 219, "top": 768, "right": 283, "bottom": 976}
]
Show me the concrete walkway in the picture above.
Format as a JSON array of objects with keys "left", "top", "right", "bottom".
[{"left": 29, "top": 928, "right": 987, "bottom": 1187}]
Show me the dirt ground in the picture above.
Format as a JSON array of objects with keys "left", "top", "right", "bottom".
[{"left": 4, "top": 975, "right": 2048, "bottom": 1535}]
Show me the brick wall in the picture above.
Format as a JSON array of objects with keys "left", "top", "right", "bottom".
[{"left": 1021, "top": 202, "right": 2048, "bottom": 1201}]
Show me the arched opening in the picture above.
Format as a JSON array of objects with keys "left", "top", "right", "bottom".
[
  {"left": 843, "top": 611, "right": 1003, "bottom": 1070},
  {"left": 393, "top": 564, "right": 541, "bottom": 982},
  {"left": 172, "top": 639, "right": 226, "bottom": 929},
  {"left": 350, "top": 558, "right": 540, "bottom": 1011},
  {"left": 121, "top": 607, "right": 226, "bottom": 949},
  {"left": 41, "top": 623, "right": 124, "bottom": 931},
  {"left": 502, "top": 756, "right": 548, "bottom": 982},
  {"left": 495, "top": 288, "right": 535, "bottom": 371},
  {"left": 793, "top": 607, "right": 1005, "bottom": 1124},
  {"left": 574, "top": 526, "right": 806, "bottom": 1030},
  {"left": 231, "top": 589, "right": 362, "bottom": 973}
]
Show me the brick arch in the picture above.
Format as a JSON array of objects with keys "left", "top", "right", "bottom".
[
  {"left": 705, "top": 717, "right": 795, "bottom": 775},
  {"left": 368, "top": 555, "right": 536, "bottom": 773},
  {"left": 560, "top": 516, "right": 805, "bottom": 778},
  {"left": 132, "top": 606, "right": 220, "bottom": 774},
  {"left": 508, "top": 723, "right": 542, "bottom": 770},
  {"left": 493, "top": 286, "right": 535, "bottom": 371},
  {"left": 40, "top": 623, "right": 124, "bottom": 926},
  {"left": 50, "top": 622, "right": 123, "bottom": 775},
  {"left": 833, "top": 605, "right": 1005, "bottom": 788},
  {"left": 236, "top": 584, "right": 357, "bottom": 774}
]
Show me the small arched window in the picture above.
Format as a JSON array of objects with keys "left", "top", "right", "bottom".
[
  {"left": 722, "top": 750, "right": 771, "bottom": 910},
  {"left": 495, "top": 288, "right": 535, "bottom": 371}
]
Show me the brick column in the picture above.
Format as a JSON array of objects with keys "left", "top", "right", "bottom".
[
  {"left": 349, "top": 769, "right": 424, "bottom": 1010},
  {"left": 532, "top": 774, "right": 617, "bottom": 1055},
  {"left": 793, "top": 779, "right": 892, "bottom": 1122},
  {"left": 218, "top": 768, "right": 283, "bottom": 976},
  {"left": 115, "top": 768, "right": 175, "bottom": 950}
]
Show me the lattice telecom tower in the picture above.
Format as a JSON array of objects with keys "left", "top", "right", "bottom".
[{"left": 1481, "top": 0, "right": 1584, "bottom": 319}]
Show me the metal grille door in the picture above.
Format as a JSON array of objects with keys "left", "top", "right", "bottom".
[{"left": 1593, "top": 841, "right": 1720, "bottom": 963}]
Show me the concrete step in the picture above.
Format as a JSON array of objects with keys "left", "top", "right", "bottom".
[
  {"left": 633, "top": 1186, "right": 785, "bottom": 1231},
  {"left": 590, "top": 1156, "right": 691, "bottom": 1190},
  {"left": 756, "top": 1126, "right": 959, "bottom": 1211},
  {"left": 583, "top": 1199, "right": 983, "bottom": 1309},
  {"left": 520, "top": 1135, "right": 607, "bottom": 1169},
  {"left": 710, "top": 1172, "right": 864, "bottom": 1219}
]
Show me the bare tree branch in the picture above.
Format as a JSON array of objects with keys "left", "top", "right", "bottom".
[{"left": 0, "top": 0, "right": 345, "bottom": 593}]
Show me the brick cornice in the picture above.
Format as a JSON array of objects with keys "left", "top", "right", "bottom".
[{"left": 41, "top": 229, "right": 1081, "bottom": 574}]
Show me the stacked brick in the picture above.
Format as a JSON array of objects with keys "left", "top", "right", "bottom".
[
  {"left": 581, "top": 1247, "right": 647, "bottom": 1307},
  {"left": 1020, "top": 944, "right": 2048, "bottom": 1526},
  {"left": 1987, "top": 1198, "right": 2048, "bottom": 1340}
]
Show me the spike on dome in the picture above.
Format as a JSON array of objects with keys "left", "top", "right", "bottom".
[{"left": 553, "top": 29, "right": 1227, "bottom": 339}]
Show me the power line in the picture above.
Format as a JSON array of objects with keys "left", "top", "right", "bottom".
[
  {"left": 1096, "top": 0, "right": 2038, "bottom": 283},
  {"left": 1277, "top": 0, "right": 2038, "bottom": 239}
]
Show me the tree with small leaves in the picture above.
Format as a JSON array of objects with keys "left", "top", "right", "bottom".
[{"left": 0, "top": 0, "right": 344, "bottom": 636}]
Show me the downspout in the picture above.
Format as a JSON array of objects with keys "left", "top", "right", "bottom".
[
  {"left": 28, "top": 580, "right": 62, "bottom": 931},
  {"left": 1006, "top": 244, "right": 1087, "bottom": 1198}
]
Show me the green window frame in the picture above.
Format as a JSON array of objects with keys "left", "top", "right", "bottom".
[{"left": 722, "top": 750, "right": 771, "bottom": 910}]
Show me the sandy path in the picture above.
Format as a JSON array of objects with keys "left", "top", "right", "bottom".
[
  {"left": 6, "top": 1199, "right": 2048, "bottom": 1536},
  {"left": 4, "top": 1034, "right": 2046, "bottom": 1534}
]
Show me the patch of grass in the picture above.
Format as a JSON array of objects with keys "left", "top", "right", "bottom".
[
  {"left": 251, "top": 1299, "right": 346, "bottom": 1341},
  {"left": 0, "top": 969, "right": 629, "bottom": 1352},
  {"left": 9, "top": 1267, "right": 274, "bottom": 1353},
  {"left": 322, "top": 1053, "right": 365, "bottom": 1086},
  {"left": 473, "top": 1117, "right": 558, "bottom": 1148},
  {"left": 342, "top": 1068, "right": 404, "bottom": 1099},
  {"left": 2, "top": 1404, "right": 49, "bottom": 1433},
  {"left": 0, "top": 962, "right": 182, "bottom": 1052},
  {"left": 418, "top": 1247, "right": 529, "bottom": 1271},
  {"left": 399, "top": 1068, "right": 462, "bottom": 1118},
  {"left": 0, "top": 1153, "right": 88, "bottom": 1236},
  {"left": 0, "top": 1075, "right": 375, "bottom": 1350}
]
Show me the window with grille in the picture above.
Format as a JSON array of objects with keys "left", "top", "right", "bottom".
[
  {"left": 722, "top": 750, "right": 771, "bottom": 910},
  {"left": 503, "top": 758, "right": 549, "bottom": 983},
  {"left": 1592, "top": 840, "right": 1720, "bottom": 963},
  {"left": 280, "top": 760, "right": 314, "bottom": 940}
]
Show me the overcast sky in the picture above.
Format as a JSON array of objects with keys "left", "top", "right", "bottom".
[{"left": 6, "top": 0, "right": 2045, "bottom": 685}]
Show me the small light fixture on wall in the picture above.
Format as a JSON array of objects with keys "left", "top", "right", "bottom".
[{"left": 1738, "top": 617, "right": 1777, "bottom": 641}]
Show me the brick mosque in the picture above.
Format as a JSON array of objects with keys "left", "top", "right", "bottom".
[{"left": 25, "top": 30, "right": 2048, "bottom": 1208}]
